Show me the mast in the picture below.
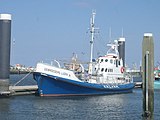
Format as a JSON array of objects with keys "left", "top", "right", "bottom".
[{"left": 88, "top": 11, "right": 96, "bottom": 74}]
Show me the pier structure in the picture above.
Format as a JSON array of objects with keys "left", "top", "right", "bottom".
[
  {"left": 126, "top": 69, "right": 141, "bottom": 77},
  {"left": 142, "top": 33, "right": 154, "bottom": 119},
  {"left": 9, "top": 85, "right": 38, "bottom": 96},
  {"left": 0, "top": 14, "right": 11, "bottom": 97}
]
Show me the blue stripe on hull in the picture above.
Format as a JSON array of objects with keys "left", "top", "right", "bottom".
[{"left": 33, "top": 72, "right": 135, "bottom": 96}]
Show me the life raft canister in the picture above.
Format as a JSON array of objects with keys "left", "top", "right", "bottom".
[{"left": 120, "top": 67, "right": 125, "bottom": 73}]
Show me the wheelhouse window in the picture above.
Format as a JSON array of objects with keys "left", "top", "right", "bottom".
[
  {"left": 119, "top": 61, "right": 121, "bottom": 65},
  {"left": 108, "top": 69, "right": 113, "bottom": 72},
  {"left": 110, "top": 59, "right": 113, "bottom": 64},
  {"left": 105, "top": 59, "right": 108, "bottom": 62},
  {"left": 101, "top": 68, "right": 104, "bottom": 72},
  {"left": 116, "top": 60, "right": 118, "bottom": 67}
]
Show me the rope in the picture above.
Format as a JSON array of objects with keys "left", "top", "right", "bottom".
[{"left": 13, "top": 72, "right": 32, "bottom": 86}]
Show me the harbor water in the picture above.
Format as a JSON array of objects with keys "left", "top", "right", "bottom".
[{"left": 0, "top": 74, "right": 160, "bottom": 120}]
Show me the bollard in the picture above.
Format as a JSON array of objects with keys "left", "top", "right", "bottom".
[{"left": 142, "top": 33, "right": 154, "bottom": 119}]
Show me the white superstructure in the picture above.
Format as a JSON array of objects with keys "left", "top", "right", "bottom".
[{"left": 92, "top": 40, "right": 126, "bottom": 83}]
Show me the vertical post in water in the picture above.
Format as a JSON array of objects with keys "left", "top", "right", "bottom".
[
  {"left": 0, "top": 14, "right": 11, "bottom": 97},
  {"left": 142, "top": 33, "right": 154, "bottom": 119}
]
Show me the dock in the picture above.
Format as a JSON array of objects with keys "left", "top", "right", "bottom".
[
  {"left": 134, "top": 82, "right": 142, "bottom": 88},
  {"left": 9, "top": 85, "right": 38, "bottom": 95},
  {"left": 126, "top": 69, "right": 141, "bottom": 77}
]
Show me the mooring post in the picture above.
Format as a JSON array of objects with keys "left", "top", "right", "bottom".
[
  {"left": 0, "top": 14, "right": 12, "bottom": 97},
  {"left": 142, "top": 33, "right": 154, "bottom": 119}
]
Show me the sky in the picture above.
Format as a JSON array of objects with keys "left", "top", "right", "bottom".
[{"left": 0, "top": 0, "right": 160, "bottom": 68}]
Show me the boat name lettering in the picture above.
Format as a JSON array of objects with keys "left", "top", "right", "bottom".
[{"left": 44, "top": 68, "right": 60, "bottom": 74}]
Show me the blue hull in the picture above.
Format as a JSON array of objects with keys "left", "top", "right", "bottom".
[{"left": 33, "top": 72, "right": 135, "bottom": 96}]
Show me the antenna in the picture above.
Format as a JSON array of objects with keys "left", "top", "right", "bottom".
[
  {"left": 121, "top": 27, "right": 124, "bottom": 37},
  {"left": 109, "top": 27, "right": 112, "bottom": 43}
]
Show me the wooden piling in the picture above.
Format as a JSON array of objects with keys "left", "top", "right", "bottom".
[
  {"left": 0, "top": 14, "right": 12, "bottom": 97},
  {"left": 142, "top": 33, "right": 154, "bottom": 119}
]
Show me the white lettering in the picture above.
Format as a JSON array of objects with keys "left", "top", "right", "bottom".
[
  {"left": 103, "top": 85, "right": 119, "bottom": 88},
  {"left": 44, "top": 68, "right": 60, "bottom": 74},
  {"left": 44, "top": 68, "right": 70, "bottom": 77}
]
